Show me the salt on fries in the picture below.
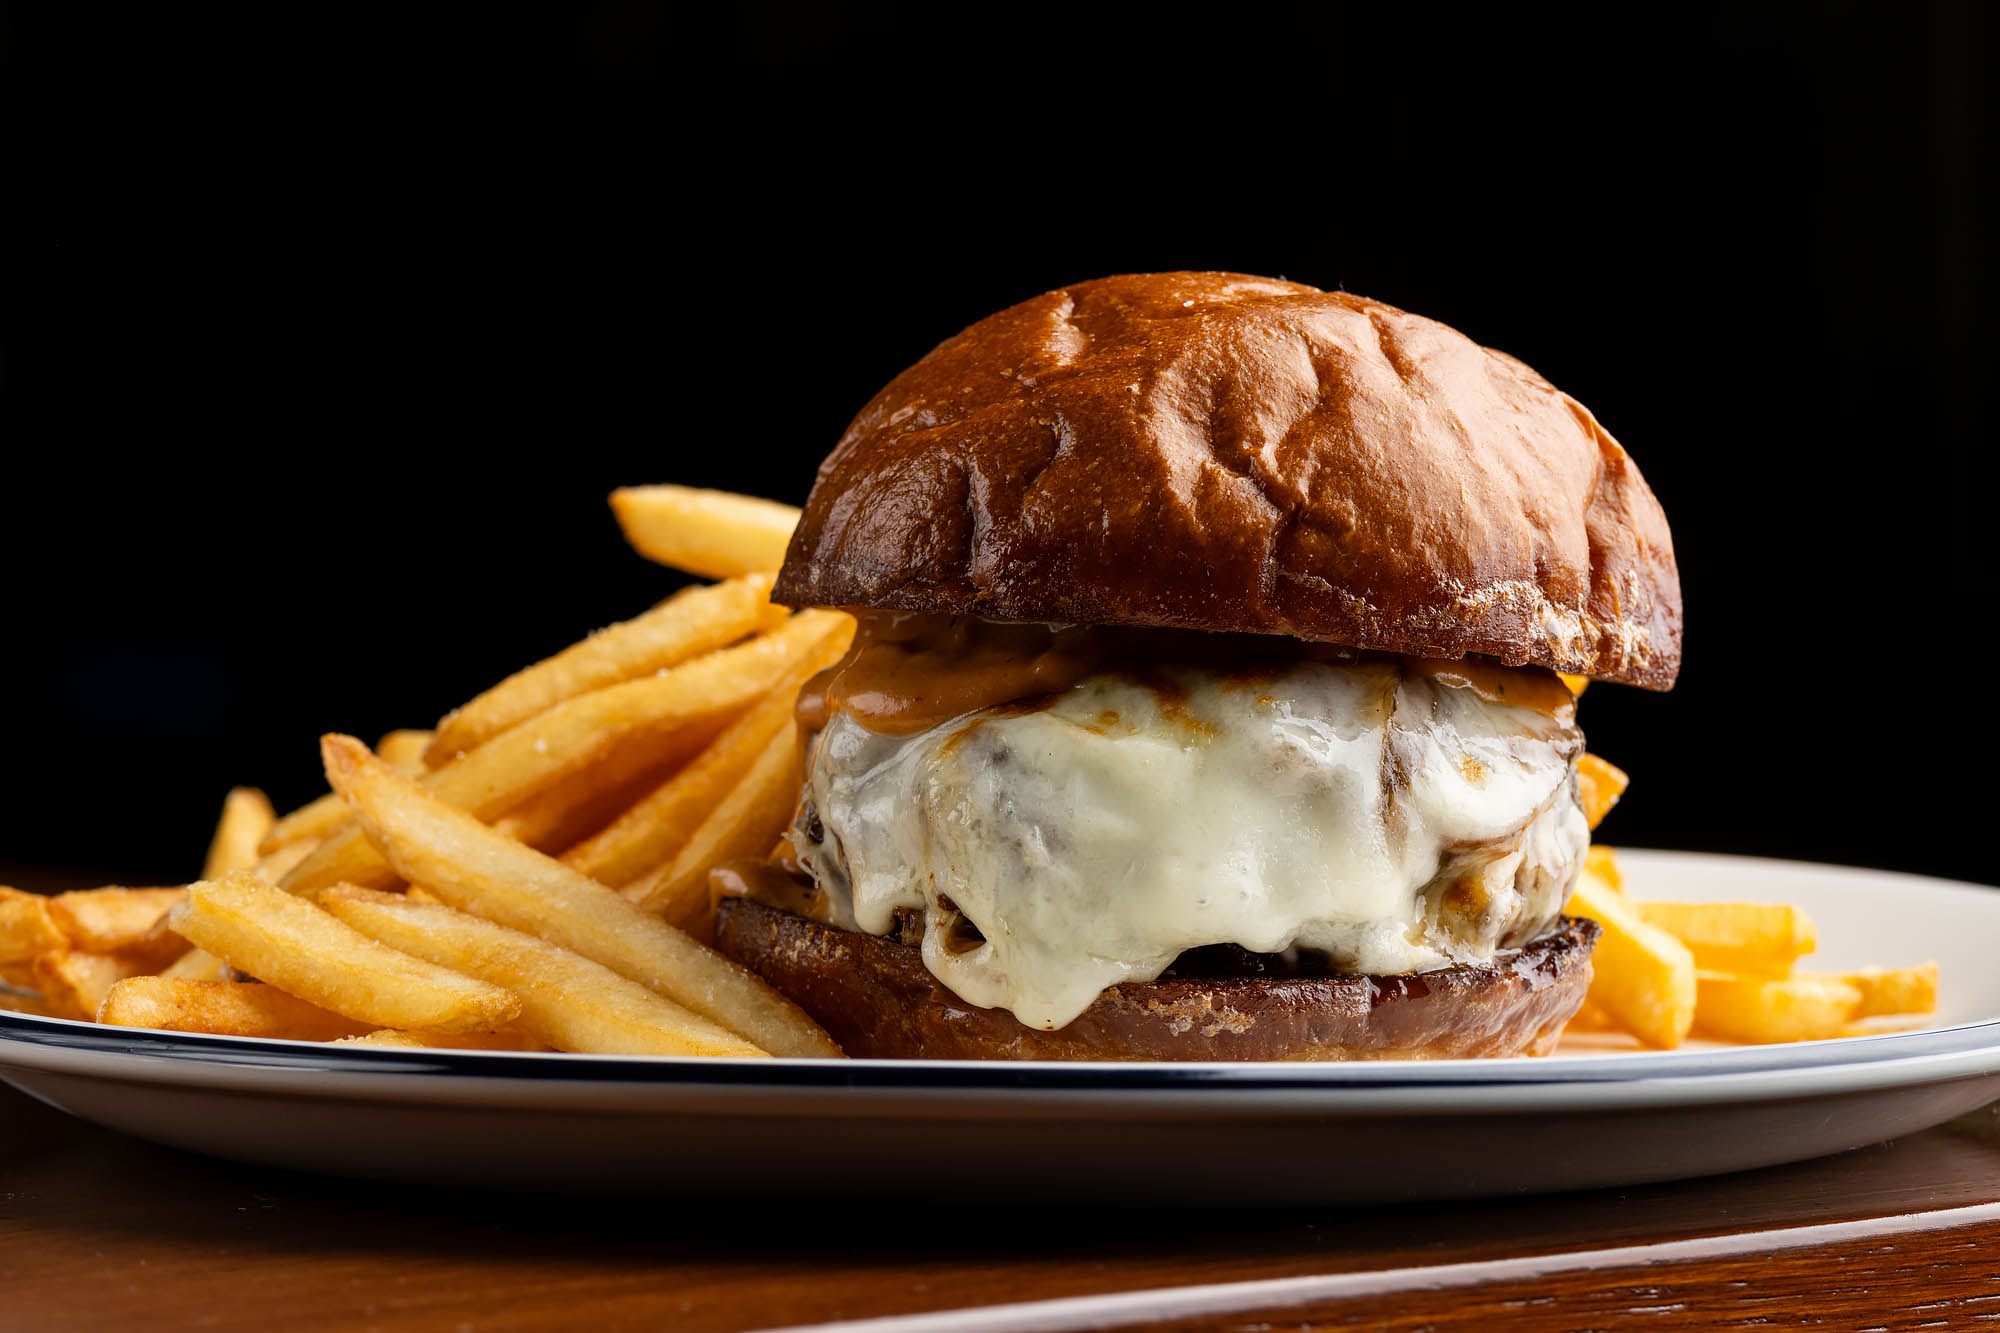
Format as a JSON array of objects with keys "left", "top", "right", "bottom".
[{"left": 1, "top": 483, "right": 1944, "bottom": 1062}]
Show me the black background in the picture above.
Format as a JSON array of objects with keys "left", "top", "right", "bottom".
[{"left": 8, "top": 3, "right": 1994, "bottom": 886}]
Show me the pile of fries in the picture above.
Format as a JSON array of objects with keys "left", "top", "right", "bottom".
[
  {"left": 0, "top": 483, "right": 1946, "bottom": 1059},
  {"left": 1565, "top": 847, "right": 1940, "bottom": 1047},
  {"left": 2, "top": 486, "right": 847, "bottom": 1058}
]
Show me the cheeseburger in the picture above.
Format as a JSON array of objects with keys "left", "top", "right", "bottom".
[{"left": 713, "top": 272, "right": 1681, "bottom": 1061}]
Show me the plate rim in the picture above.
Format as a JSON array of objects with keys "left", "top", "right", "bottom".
[{"left": 4, "top": 848, "right": 1994, "bottom": 1101}]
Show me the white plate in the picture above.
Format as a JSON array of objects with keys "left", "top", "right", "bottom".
[{"left": 3, "top": 851, "right": 1997, "bottom": 1202}]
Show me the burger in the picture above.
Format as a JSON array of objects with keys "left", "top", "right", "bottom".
[{"left": 711, "top": 272, "right": 1681, "bottom": 1061}]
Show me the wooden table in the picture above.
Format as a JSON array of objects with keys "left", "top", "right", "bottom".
[{"left": 2, "top": 1079, "right": 1996, "bottom": 1331}]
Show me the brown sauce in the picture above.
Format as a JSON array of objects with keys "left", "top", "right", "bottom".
[{"left": 797, "top": 611, "right": 1575, "bottom": 738}]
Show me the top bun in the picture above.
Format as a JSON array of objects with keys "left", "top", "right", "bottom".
[{"left": 775, "top": 272, "right": 1681, "bottom": 688}]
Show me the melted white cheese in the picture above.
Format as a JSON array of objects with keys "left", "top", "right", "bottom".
[{"left": 796, "top": 660, "right": 1588, "bottom": 1031}]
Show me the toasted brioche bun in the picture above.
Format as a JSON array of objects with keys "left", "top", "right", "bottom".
[
  {"left": 775, "top": 271, "right": 1680, "bottom": 688},
  {"left": 714, "top": 898, "right": 1599, "bottom": 1061}
]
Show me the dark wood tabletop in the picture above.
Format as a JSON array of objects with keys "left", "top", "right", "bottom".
[{"left": 3, "top": 1078, "right": 1997, "bottom": 1331}]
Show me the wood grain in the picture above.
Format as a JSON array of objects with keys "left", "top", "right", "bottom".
[{"left": 2, "top": 1085, "right": 1997, "bottom": 1332}]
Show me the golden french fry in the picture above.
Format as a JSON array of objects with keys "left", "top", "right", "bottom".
[
  {"left": 260, "top": 734, "right": 432, "bottom": 854},
  {"left": 98, "top": 977, "right": 371, "bottom": 1040},
  {"left": 1566, "top": 866, "right": 1696, "bottom": 1049},
  {"left": 610, "top": 485, "right": 801, "bottom": 580},
  {"left": 1582, "top": 844, "right": 1623, "bottom": 893},
  {"left": 1, "top": 887, "right": 66, "bottom": 964},
  {"left": 630, "top": 721, "right": 803, "bottom": 928},
  {"left": 33, "top": 950, "right": 149, "bottom": 1019},
  {"left": 1695, "top": 972, "right": 1862, "bottom": 1044},
  {"left": 282, "top": 611, "right": 849, "bottom": 897},
  {"left": 320, "top": 887, "right": 767, "bottom": 1058},
  {"left": 485, "top": 731, "right": 703, "bottom": 857},
  {"left": 426, "top": 574, "right": 786, "bottom": 765},
  {"left": 170, "top": 871, "right": 521, "bottom": 1033},
  {"left": 1813, "top": 962, "right": 1940, "bottom": 1018},
  {"left": 320, "top": 736, "right": 840, "bottom": 1058},
  {"left": 565, "top": 617, "right": 850, "bottom": 887},
  {"left": 375, "top": 729, "right": 434, "bottom": 771},
  {"left": 47, "top": 887, "right": 188, "bottom": 954},
  {"left": 1635, "top": 900, "right": 1818, "bottom": 979},
  {"left": 1575, "top": 755, "right": 1627, "bottom": 831},
  {"left": 202, "top": 787, "right": 275, "bottom": 878},
  {"left": 1563, "top": 997, "right": 1620, "bottom": 1032},
  {"left": 333, "top": 1026, "right": 545, "bottom": 1052},
  {"left": 332, "top": 1028, "right": 430, "bottom": 1048},
  {"left": 160, "top": 947, "right": 234, "bottom": 982}
]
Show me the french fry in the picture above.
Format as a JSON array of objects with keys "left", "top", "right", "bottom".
[
  {"left": 1582, "top": 844, "right": 1623, "bottom": 892},
  {"left": 47, "top": 887, "right": 188, "bottom": 954},
  {"left": 320, "top": 735, "right": 841, "bottom": 1058},
  {"left": 565, "top": 618, "right": 851, "bottom": 887},
  {"left": 333, "top": 1026, "right": 546, "bottom": 1051},
  {"left": 375, "top": 729, "right": 434, "bottom": 771},
  {"left": 1817, "top": 962, "right": 1940, "bottom": 1018},
  {"left": 1563, "top": 997, "right": 1620, "bottom": 1032},
  {"left": 33, "top": 950, "right": 149, "bottom": 1019},
  {"left": 1694, "top": 972, "right": 1863, "bottom": 1044},
  {"left": 260, "top": 733, "right": 432, "bottom": 854},
  {"left": 426, "top": 574, "right": 786, "bottom": 765},
  {"left": 320, "top": 887, "right": 767, "bottom": 1058},
  {"left": 332, "top": 1028, "right": 430, "bottom": 1048},
  {"left": 202, "top": 787, "right": 275, "bottom": 878},
  {"left": 170, "top": 871, "right": 522, "bottom": 1033},
  {"left": 1575, "top": 755, "right": 1628, "bottom": 831},
  {"left": 610, "top": 485, "right": 801, "bottom": 580},
  {"left": 629, "top": 720, "right": 803, "bottom": 928},
  {"left": 282, "top": 611, "right": 850, "bottom": 897},
  {"left": 1, "top": 887, "right": 65, "bottom": 964},
  {"left": 1566, "top": 865, "right": 1697, "bottom": 1049},
  {"left": 98, "top": 977, "right": 371, "bottom": 1040},
  {"left": 1635, "top": 900, "right": 1819, "bottom": 979},
  {"left": 160, "top": 947, "right": 234, "bottom": 982},
  {"left": 485, "top": 730, "right": 707, "bottom": 857}
]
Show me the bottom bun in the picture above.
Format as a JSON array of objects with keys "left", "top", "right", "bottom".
[{"left": 712, "top": 898, "right": 1600, "bottom": 1061}]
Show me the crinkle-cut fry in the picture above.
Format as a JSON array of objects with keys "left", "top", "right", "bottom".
[
  {"left": 1634, "top": 900, "right": 1819, "bottom": 979},
  {"left": 320, "top": 735, "right": 840, "bottom": 1058},
  {"left": 260, "top": 734, "right": 432, "bottom": 855},
  {"left": 630, "top": 721, "right": 803, "bottom": 930},
  {"left": 170, "top": 871, "right": 521, "bottom": 1033},
  {"left": 202, "top": 787, "right": 275, "bottom": 878},
  {"left": 1, "top": 887, "right": 66, "bottom": 964},
  {"left": 1810, "top": 962, "right": 1940, "bottom": 1018},
  {"left": 566, "top": 617, "right": 851, "bottom": 887},
  {"left": 98, "top": 977, "right": 371, "bottom": 1040},
  {"left": 1575, "top": 755, "right": 1628, "bottom": 831},
  {"left": 320, "top": 887, "right": 767, "bottom": 1058},
  {"left": 281, "top": 611, "right": 849, "bottom": 898},
  {"left": 160, "top": 947, "right": 233, "bottom": 982},
  {"left": 1565, "top": 866, "right": 1696, "bottom": 1049},
  {"left": 610, "top": 485, "right": 801, "bottom": 580},
  {"left": 33, "top": 950, "right": 149, "bottom": 1019},
  {"left": 47, "top": 887, "right": 188, "bottom": 954},
  {"left": 1694, "top": 972, "right": 1863, "bottom": 1044},
  {"left": 426, "top": 574, "right": 786, "bottom": 766}
]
